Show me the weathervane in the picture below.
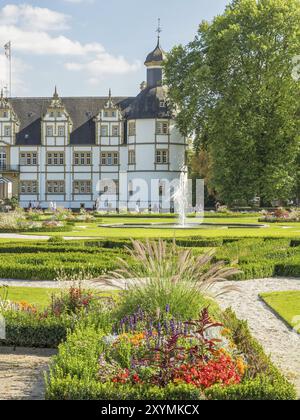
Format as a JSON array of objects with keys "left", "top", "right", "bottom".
[{"left": 156, "top": 18, "right": 162, "bottom": 42}]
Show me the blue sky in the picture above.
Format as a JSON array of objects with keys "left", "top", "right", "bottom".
[{"left": 0, "top": 0, "right": 230, "bottom": 97}]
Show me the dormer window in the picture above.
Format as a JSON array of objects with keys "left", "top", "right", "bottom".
[
  {"left": 3, "top": 112, "right": 7, "bottom": 118},
  {"left": 58, "top": 126, "right": 65, "bottom": 136},
  {"left": 46, "top": 126, "right": 53, "bottom": 136},
  {"left": 101, "top": 125, "right": 109, "bottom": 137},
  {"left": 112, "top": 125, "right": 119, "bottom": 136},
  {"left": 4, "top": 126, "right": 11, "bottom": 136},
  {"left": 104, "top": 111, "right": 109, "bottom": 118}
]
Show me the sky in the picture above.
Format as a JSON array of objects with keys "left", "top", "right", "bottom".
[{"left": 0, "top": 0, "right": 230, "bottom": 97}]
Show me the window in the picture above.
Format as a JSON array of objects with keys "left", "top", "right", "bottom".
[
  {"left": 58, "top": 126, "right": 65, "bottom": 136},
  {"left": 20, "top": 152, "right": 38, "bottom": 166},
  {"left": 128, "top": 122, "right": 136, "bottom": 136},
  {"left": 20, "top": 181, "right": 38, "bottom": 195},
  {"left": 103, "top": 110, "right": 116, "bottom": 118},
  {"left": 73, "top": 180, "right": 92, "bottom": 194},
  {"left": 156, "top": 149, "right": 169, "bottom": 164},
  {"left": 112, "top": 125, "right": 119, "bottom": 136},
  {"left": 156, "top": 121, "right": 169, "bottom": 135},
  {"left": 47, "top": 181, "right": 65, "bottom": 194},
  {"left": 101, "top": 152, "right": 119, "bottom": 166},
  {"left": 4, "top": 126, "right": 11, "bottom": 136},
  {"left": 101, "top": 125, "right": 109, "bottom": 137},
  {"left": 46, "top": 125, "right": 53, "bottom": 136},
  {"left": 3, "top": 112, "right": 8, "bottom": 118},
  {"left": 74, "top": 152, "right": 91, "bottom": 166},
  {"left": 47, "top": 152, "right": 64, "bottom": 166},
  {"left": 159, "top": 100, "right": 165, "bottom": 108},
  {"left": 128, "top": 150, "right": 136, "bottom": 165}
]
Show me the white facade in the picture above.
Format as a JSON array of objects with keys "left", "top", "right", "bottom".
[{"left": 0, "top": 42, "right": 187, "bottom": 211}]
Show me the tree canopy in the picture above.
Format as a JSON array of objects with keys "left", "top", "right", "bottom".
[{"left": 165, "top": 0, "right": 300, "bottom": 205}]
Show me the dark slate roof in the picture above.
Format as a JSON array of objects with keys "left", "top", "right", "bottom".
[
  {"left": 145, "top": 41, "right": 166, "bottom": 65},
  {"left": 10, "top": 97, "right": 134, "bottom": 145},
  {"left": 126, "top": 86, "right": 171, "bottom": 120}
]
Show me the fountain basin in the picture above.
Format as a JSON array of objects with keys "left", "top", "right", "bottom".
[{"left": 99, "top": 222, "right": 268, "bottom": 230}]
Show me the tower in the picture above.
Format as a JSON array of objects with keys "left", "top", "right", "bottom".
[{"left": 144, "top": 19, "right": 166, "bottom": 88}]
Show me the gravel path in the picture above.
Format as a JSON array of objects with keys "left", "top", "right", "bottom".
[
  {"left": 213, "top": 278, "right": 300, "bottom": 397},
  {"left": 0, "top": 234, "right": 95, "bottom": 240},
  {"left": 0, "top": 348, "right": 56, "bottom": 400},
  {"left": 0, "top": 279, "right": 127, "bottom": 290}
]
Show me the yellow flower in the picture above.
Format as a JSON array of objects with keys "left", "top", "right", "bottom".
[{"left": 236, "top": 357, "right": 247, "bottom": 376}]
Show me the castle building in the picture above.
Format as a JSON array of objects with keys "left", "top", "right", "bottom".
[{"left": 0, "top": 38, "right": 187, "bottom": 211}]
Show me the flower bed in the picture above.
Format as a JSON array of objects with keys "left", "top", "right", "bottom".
[
  {"left": 45, "top": 306, "right": 296, "bottom": 400},
  {"left": 0, "top": 285, "right": 114, "bottom": 348},
  {"left": 259, "top": 208, "right": 300, "bottom": 223}
]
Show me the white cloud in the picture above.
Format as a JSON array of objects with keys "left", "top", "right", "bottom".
[
  {"left": 0, "top": 4, "right": 70, "bottom": 31},
  {"left": 65, "top": 53, "right": 141, "bottom": 76},
  {"left": 0, "top": 4, "right": 140, "bottom": 91},
  {"left": 0, "top": 25, "right": 104, "bottom": 56}
]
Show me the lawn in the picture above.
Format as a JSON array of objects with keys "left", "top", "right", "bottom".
[
  {"left": 1, "top": 286, "right": 119, "bottom": 308},
  {"left": 1, "top": 287, "right": 57, "bottom": 308},
  {"left": 260, "top": 291, "right": 300, "bottom": 333},
  {"left": 17, "top": 214, "right": 300, "bottom": 239}
]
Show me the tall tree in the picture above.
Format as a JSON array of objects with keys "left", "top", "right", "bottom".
[{"left": 165, "top": 0, "right": 300, "bottom": 205}]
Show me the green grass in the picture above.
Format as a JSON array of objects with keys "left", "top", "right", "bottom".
[
  {"left": 1, "top": 286, "right": 119, "bottom": 308},
  {"left": 2, "top": 287, "right": 57, "bottom": 308},
  {"left": 260, "top": 291, "right": 300, "bottom": 332},
  {"left": 16, "top": 215, "right": 300, "bottom": 239}
]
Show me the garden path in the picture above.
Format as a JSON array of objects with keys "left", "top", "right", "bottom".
[
  {"left": 0, "top": 234, "right": 94, "bottom": 240},
  {"left": 0, "top": 348, "right": 56, "bottom": 400},
  {"left": 212, "top": 278, "right": 300, "bottom": 397}
]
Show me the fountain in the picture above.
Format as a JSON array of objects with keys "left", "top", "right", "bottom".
[
  {"left": 99, "top": 169, "right": 267, "bottom": 230},
  {"left": 173, "top": 167, "right": 189, "bottom": 227}
]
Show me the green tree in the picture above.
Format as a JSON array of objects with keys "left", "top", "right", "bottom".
[{"left": 165, "top": 0, "right": 300, "bottom": 205}]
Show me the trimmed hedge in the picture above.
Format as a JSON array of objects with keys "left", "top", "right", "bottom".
[{"left": 0, "top": 311, "right": 71, "bottom": 348}]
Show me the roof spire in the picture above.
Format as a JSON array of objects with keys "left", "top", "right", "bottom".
[
  {"left": 156, "top": 18, "right": 162, "bottom": 46},
  {"left": 53, "top": 85, "right": 58, "bottom": 99}
]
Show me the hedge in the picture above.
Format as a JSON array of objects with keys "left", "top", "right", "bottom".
[
  {"left": 0, "top": 311, "right": 72, "bottom": 348},
  {"left": 0, "top": 249, "right": 131, "bottom": 280}
]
